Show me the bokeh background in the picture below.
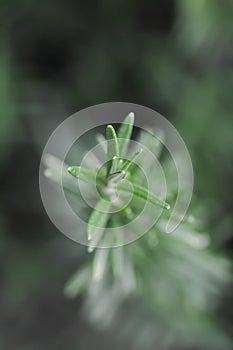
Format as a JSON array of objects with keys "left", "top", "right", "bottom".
[{"left": 0, "top": 1, "right": 232, "bottom": 349}]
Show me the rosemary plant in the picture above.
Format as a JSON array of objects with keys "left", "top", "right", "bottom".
[
  {"left": 44, "top": 113, "right": 231, "bottom": 350},
  {"left": 67, "top": 112, "right": 170, "bottom": 250}
]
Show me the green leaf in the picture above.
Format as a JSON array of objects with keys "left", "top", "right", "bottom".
[
  {"left": 118, "top": 112, "right": 135, "bottom": 158},
  {"left": 107, "top": 170, "right": 126, "bottom": 184},
  {"left": 121, "top": 148, "right": 143, "bottom": 172},
  {"left": 92, "top": 247, "right": 109, "bottom": 281},
  {"left": 87, "top": 197, "right": 112, "bottom": 242},
  {"left": 117, "top": 181, "right": 171, "bottom": 210},
  {"left": 111, "top": 246, "right": 124, "bottom": 278},
  {"left": 111, "top": 155, "right": 119, "bottom": 173},
  {"left": 64, "top": 266, "right": 90, "bottom": 298},
  {"left": 106, "top": 125, "right": 119, "bottom": 175},
  {"left": 44, "top": 154, "right": 81, "bottom": 197},
  {"left": 123, "top": 206, "right": 134, "bottom": 220},
  {"left": 68, "top": 166, "right": 104, "bottom": 186}
]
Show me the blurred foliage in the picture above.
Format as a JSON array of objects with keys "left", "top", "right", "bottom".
[
  {"left": 0, "top": 0, "right": 232, "bottom": 349},
  {"left": 44, "top": 118, "right": 231, "bottom": 350}
]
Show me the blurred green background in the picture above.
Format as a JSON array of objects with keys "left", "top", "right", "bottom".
[{"left": 0, "top": 0, "right": 232, "bottom": 349}]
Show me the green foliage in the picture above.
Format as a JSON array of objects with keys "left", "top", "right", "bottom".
[
  {"left": 45, "top": 113, "right": 231, "bottom": 350},
  {"left": 67, "top": 113, "right": 171, "bottom": 248},
  {"left": 117, "top": 112, "right": 135, "bottom": 158},
  {"left": 106, "top": 124, "right": 119, "bottom": 175},
  {"left": 1, "top": 1, "right": 232, "bottom": 348},
  {"left": 87, "top": 197, "right": 111, "bottom": 244}
]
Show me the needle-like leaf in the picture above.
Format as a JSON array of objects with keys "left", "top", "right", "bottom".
[
  {"left": 111, "top": 156, "right": 119, "bottom": 173},
  {"left": 123, "top": 206, "right": 134, "bottom": 220},
  {"left": 87, "top": 197, "right": 112, "bottom": 242},
  {"left": 121, "top": 148, "right": 143, "bottom": 172},
  {"left": 117, "top": 181, "right": 171, "bottom": 210},
  {"left": 106, "top": 125, "right": 119, "bottom": 176},
  {"left": 111, "top": 246, "right": 124, "bottom": 278},
  {"left": 64, "top": 266, "right": 90, "bottom": 298},
  {"left": 68, "top": 166, "right": 105, "bottom": 186},
  {"left": 107, "top": 170, "right": 126, "bottom": 184},
  {"left": 118, "top": 112, "right": 135, "bottom": 158},
  {"left": 44, "top": 154, "right": 81, "bottom": 197},
  {"left": 92, "top": 246, "right": 109, "bottom": 281}
]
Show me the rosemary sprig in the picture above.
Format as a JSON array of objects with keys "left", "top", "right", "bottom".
[
  {"left": 67, "top": 112, "right": 171, "bottom": 246},
  {"left": 106, "top": 124, "right": 119, "bottom": 176},
  {"left": 117, "top": 112, "right": 135, "bottom": 159}
]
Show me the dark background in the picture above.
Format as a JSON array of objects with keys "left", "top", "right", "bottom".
[{"left": 0, "top": 1, "right": 233, "bottom": 349}]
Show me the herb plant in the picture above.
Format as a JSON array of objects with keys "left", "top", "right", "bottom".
[
  {"left": 67, "top": 113, "right": 170, "bottom": 250},
  {"left": 44, "top": 113, "right": 231, "bottom": 350}
]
